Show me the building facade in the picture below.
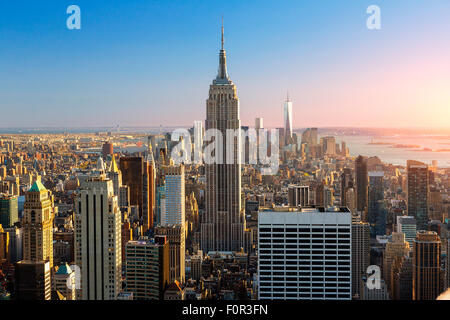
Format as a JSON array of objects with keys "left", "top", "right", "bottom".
[
  {"left": 0, "top": 194, "right": 18, "bottom": 228},
  {"left": 383, "top": 232, "right": 410, "bottom": 294},
  {"left": 412, "top": 231, "right": 441, "bottom": 300},
  {"left": 160, "top": 165, "right": 185, "bottom": 226},
  {"left": 351, "top": 221, "right": 370, "bottom": 298},
  {"left": 201, "top": 24, "right": 245, "bottom": 253},
  {"left": 288, "top": 185, "right": 310, "bottom": 208},
  {"left": 74, "top": 176, "right": 122, "bottom": 300},
  {"left": 155, "top": 225, "right": 185, "bottom": 284},
  {"left": 22, "top": 180, "right": 54, "bottom": 267},
  {"left": 258, "top": 206, "right": 352, "bottom": 300},
  {"left": 125, "top": 236, "right": 169, "bottom": 300},
  {"left": 407, "top": 160, "right": 429, "bottom": 231},
  {"left": 355, "top": 156, "right": 368, "bottom": 219}
]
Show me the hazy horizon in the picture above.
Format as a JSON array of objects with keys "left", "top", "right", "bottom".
[{"left": 1, "top": 126, "right": 450, "bottom": 136}]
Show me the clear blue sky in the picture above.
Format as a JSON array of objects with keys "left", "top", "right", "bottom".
[{"left": 1, "top": 1, "right": 449, "bottom": 128}]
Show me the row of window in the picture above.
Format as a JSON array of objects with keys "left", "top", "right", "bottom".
[
  {"left": 260, "top": 234, "right": 350, "bottom": 239},
  {"left": 260, "top": 293, "right": 350, "bottom": 299},
  {"left": 260, "top": 261, "right": 350, "bottom": 267},
  {"left": 260, "top": 250, "right": 350, "bottom": 255},
  {"left": 260, "top": 247, "right": 350, "bottom": 253},
  {"left": 259, "top": 241, "right": 350, "bottom": 247},
  {"left": 260, "top": 228, "right": 350, "bottom": 233},
  {"left": 260, "top": 282, "right": 351, "bottom": 287},
  {"left": 260, "top": 255, "right": 350, "bottom": 261},
  {"left": 260, "top": 274, "right": 351, "bottom": 281}
]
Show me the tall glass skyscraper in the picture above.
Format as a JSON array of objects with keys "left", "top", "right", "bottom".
[
  {"left": 283, "top": 94, "right": 293, "bottom": 145},
  {"left": 407, "top": 160, "right": 429, "bottom": 230},
  {"left": 0, "top": 194, "right": 18, "bottom": 228}
]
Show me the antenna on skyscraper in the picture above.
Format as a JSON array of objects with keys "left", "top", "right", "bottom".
[{"left": 221, "top": 16, "right": 224, "bottom": 50}]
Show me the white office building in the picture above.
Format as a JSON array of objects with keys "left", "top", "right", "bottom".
[
  {"left": 258, "top": 206, "right": 352, "bottom": 300},
  {"left": 74, "top": 175, "right": 122, "bottom": 300},
  {"left": 160, "top": 165, "right": 185, "bottom": 226}
]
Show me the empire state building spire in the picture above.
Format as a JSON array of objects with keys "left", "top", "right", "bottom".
[{"left": 214, "top": 18, "right": 231, "bottom": 84}]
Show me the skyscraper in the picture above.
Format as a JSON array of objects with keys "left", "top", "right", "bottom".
[
  {"left": 288, "top": 185, "right": 309, "bottom": 207},
  {"left": 351, "top": 221, "right": 370, "bottom": 298},
  {"left": 392, "top": 256, "right": 413, "bottom": 300},
  {"left": 6, "top": 226, "right": 22, "bottom": 263},
  {"left": 255, "top": 117, "right": 263, "bottom": 131},
  {"left": 355, "top": 155, "right": 368, "bottom": 219},
  {"left": 368, "top": 172, "right": 384, "bottom": 218},
  {"left": 143, "top": 155, "right": 155, "bottom": 232},
  {"left": 120, "top": 156, "right": 154, "bottom": 232},
  {"left": 160, "top": 165, "right": 185, "bottom": 226},
  {"left": 15, "top": 261, "right": 51, "bottom": 300},
  {"left": 396, "top": 215, "right": 417, "bottom": 245},
  {"left": 368, "top": 171, "right": 385, "bottom": 236},
  {"left": 22, "top": 180, "right": 54, "bottom": 267},
  {"left": 120, "top": 156, "right": 144, "bottom": 217},
  {"left": 412, "top": 231, "right": 441, "bottom": 300},
  {"left": 15, "top": 180, "right": 55, "bottom": 300},
  {"left": 283, "top": 94, "right": 293, "bottom": 145},
  {"left": 156, "top": 164, "right": 185, "bottom": 285},
  {"left": 258, "top": 206, "right": 352, "bottom": 300},
  {"left": 0, "top": 225, "right": 9, "bottom": 262},
  {"left": 0, "top": 194, "right": 18, "bottom": 228},
  {"left": 125, "top": 236, "right": 169, "bottom": 300},
  {"left": 323, "top": 186, "right": 334, "bottom": 208},
  {"left": 407, "top": 160, "right": 429, "bottom": 230},
  {"left": 340, "top": 168, "right": 352, "bottom": 207},
  {"left": 201, "top": 23, "right": 245, "bottom": 253},
  {"left": 74, "top": 176, "right": 122, "bottom": 300},
  {"left": 155, "top": 225, "right": 185, "bottom": 284},
  {"left": 383, "top": 232, "right": 410, "bottom": 295},
  {"left": 345, "top": 188, "right": 356, "bottom": 214},
  {"left": 322, "top": 136, "right": 336, "bottom": 156}
]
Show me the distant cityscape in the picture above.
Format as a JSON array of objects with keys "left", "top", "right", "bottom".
[{"left": 1, "top": 21, "right": 450, "bottom": 303}]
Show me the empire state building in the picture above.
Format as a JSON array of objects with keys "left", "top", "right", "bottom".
[{"left": 201, "top": 23, "right": 245, "bottom": 252}]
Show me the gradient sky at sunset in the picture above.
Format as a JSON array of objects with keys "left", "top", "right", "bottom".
[{"left": 0, "top": 0, "right": 449, "bottom": 128}]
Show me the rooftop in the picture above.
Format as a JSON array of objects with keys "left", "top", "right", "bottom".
[
  {"left": 263, "top": 205, "right": 350, "bottom": 213},
  {"left": 28, "top": 180, "right": 47, "bottom": 192},
  {"left": 55, "top": 263, "right": 73, "bottom": 275}
]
